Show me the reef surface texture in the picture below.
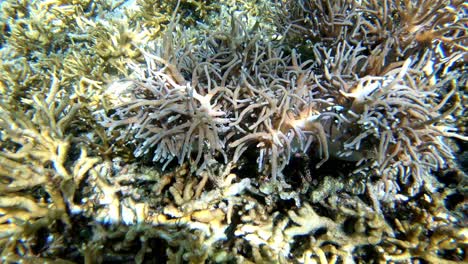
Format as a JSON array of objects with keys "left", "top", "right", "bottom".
[{"left": 0, "top": 0, "right": 467, "bottom": 263}]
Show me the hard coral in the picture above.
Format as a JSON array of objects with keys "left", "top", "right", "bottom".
[{"left": 0, "top": 74, "right": 99, "bottom": 261}]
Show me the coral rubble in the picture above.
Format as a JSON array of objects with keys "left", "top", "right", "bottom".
[{"left": 0, "top": 0, "right": 466, "bottom": 263}]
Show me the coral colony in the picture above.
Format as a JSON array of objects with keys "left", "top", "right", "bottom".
[{"left": 0, "top": 0, "right": 467, "bottom": 263}]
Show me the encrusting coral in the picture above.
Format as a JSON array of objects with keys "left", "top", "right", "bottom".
[{"left": 0, "top": 0, "right": 467, "bottom": 263}]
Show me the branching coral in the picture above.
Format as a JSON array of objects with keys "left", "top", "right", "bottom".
[
  {"left": 133, "top": 0, "right": 222, "bottom": 39},
  {"left": 0, "top": 74, "right": 99, "bottom": 260},
  {"left": 69, "top": 157, "right": 253, "bottom": 263},
  {"left": 60, "top": 157, "right": 394, "bottom": 263},
  {"left": 377, "top": 190, "right": 467, "bottom": 263}
]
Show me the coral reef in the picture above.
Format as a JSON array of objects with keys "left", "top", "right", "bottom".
[{"left": 0, "top": 0, "right": 466, "bottom": 263}]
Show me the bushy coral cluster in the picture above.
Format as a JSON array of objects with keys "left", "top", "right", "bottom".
[
  {"left": 101, "top": 14, "right": 331, "bottom": 181},
  {"left": 277, "top": 0, "right": 468, "bottom": 199},
  {"left": 0, "top": 0, "right": 466, "bottom": 263},
  {"left": 103, "top": 0, "right": 467, "bottom": 200}
]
